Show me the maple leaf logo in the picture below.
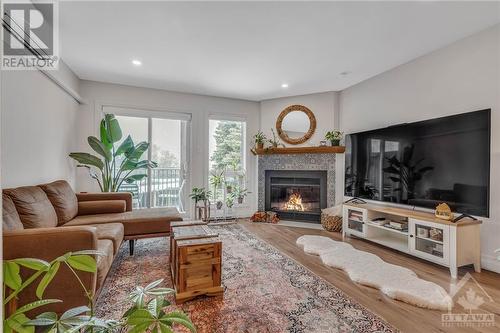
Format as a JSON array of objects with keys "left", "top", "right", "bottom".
[{"left": 457, "top": 288, "right": 485, "bottom": 313}]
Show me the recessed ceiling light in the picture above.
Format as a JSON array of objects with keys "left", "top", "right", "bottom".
[
  {"left": 281, "top": 83, "right": 289, "bottom": 88},
  {"left": 132, "top": 59, "right": 142, "bottom": 66},
  {"left": 340, "top": 71, "right": 351, "bottom": 76}
]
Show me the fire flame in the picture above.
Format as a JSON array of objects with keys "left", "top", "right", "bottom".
[{"left": 284, "top": 193, "right": 304, "bottom": 211}]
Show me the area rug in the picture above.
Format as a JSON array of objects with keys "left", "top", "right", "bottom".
[
  {"left": 297, "top": 235, "right": 452, "bottom": 310},
  {"left": 96, "top": 224, "right": 397, "bottom": 333}
]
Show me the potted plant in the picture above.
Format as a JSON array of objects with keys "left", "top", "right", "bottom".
[
  {"left": 253, "top": 131, "right": 267, "bottom": 149},
  {"left": 233, "top": 186, "right": 250, "bottom": 204},
  {"left": 189, "top": 187, "right": 211, "bottom": 220},
  {"left": 3, "top": 252, "right": 196, "bottom": 333},
  {"left": 210, "top": 170, "right": 224, "bottom": 209},
  {"left": 70, "top": 114, "right": 157, "bottom": 192},
  {"left": 325, "top": 130, "right": 343, "bottom": 146},
  {"left": 267, "top": 128, "right": 285, "bottom": 148}
]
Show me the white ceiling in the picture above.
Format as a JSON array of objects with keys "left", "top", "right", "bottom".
[{"left": 60, "top": 1, "right": 500, "bottom": 101}]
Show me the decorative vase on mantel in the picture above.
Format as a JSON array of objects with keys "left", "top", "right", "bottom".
[
  {"left": 256, "top": 142, "right": 264, "bottom": 149},
  {"left": 330, "top": 139, "right": 340, "bottom": 146}
]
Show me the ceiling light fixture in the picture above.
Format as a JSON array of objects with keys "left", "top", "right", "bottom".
[
  {"left": 340, "top": 71, "right": 351, "bottom": 76},
  {"left": 132, "top": 59, "right": 142, "bottom": 66},
  {"left": 281, "top": 83, "right": 289, "bottom": 88}
]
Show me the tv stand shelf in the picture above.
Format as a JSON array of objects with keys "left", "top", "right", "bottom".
[{"left": 342, "top": 202, "right": 482, "bottom": 278}]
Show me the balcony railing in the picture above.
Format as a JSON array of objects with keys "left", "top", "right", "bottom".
[{"left": 120, "top": 167, "right": 182, "bottom": 209}]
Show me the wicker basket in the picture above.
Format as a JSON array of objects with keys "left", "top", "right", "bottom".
[{"left": 321, "top": 213, "right": 342, "bottom": 232}]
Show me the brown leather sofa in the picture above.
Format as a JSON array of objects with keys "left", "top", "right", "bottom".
[{"left": 3, "top": 180, "right": 182, "bottom": 314}]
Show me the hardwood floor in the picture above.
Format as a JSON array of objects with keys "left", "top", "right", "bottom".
[{"left": 241, "top": 221, "right": 500, "bottom": 333}]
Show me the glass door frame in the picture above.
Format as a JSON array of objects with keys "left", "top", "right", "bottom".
[{"left": 99, "top": 104, "right": 192, "bottom": 214}]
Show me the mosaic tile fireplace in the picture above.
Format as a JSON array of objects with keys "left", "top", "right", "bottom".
[{"left": 258, "top": 153, "right": 336, "bottom": 223}]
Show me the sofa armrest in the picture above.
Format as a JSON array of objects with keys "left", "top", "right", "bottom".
[
  {"left": 78, "top": 200, "right": 126, "bottom": 215},
  {"left": 3, "top": 226, "right": 99, "bottom": 315},
  {"left": 77, "top": 192, "right": 132, "bottom": 212}
]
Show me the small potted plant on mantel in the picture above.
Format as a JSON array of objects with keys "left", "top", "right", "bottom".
[
  {"left": 253, "top": 131, "right": 267, "bottom": 149},
  {"left": 325, "top": 130, "right": 343, "bottom": 146}
]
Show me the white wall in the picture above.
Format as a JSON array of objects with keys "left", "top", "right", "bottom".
[
  {"left": 339, "top": 25, "right": 500, "bottom": 272},
  {"left": 1, "top": 62, "right": 80, "bottom": 188},
  {"left": 76, "top": 80, "right": 260, "bottom": 216}
]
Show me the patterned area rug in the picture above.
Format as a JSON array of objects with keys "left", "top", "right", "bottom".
[{"left": 96, "top": 224, "right": 397, "bottom": 333}]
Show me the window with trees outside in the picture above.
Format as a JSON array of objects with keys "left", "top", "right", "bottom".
[{"left": 208, "top": 119, "right": 246, "bottom": 203}]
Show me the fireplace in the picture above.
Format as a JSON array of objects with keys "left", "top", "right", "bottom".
[{"left": 265, "top": 170, "right": 327, "bottom": 223}]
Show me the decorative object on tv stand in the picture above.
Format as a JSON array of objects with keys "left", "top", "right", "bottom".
[
  {"left": 276, "top": 104, "right": 316, "bottom": 145},
  {"left": 189, "top": 187, "right": 211, "bottom": 221},
  {"left": 69, "top": 114, "right": 157, "bottom": 192},
  {"left": 435, "top": 203, "right": 454, "bottom": 221},
  {"left": 253, "top": 130, "right": 267, "bottom": 149},
  {"left": 325, "top": 130, "right": 343, "bottom": 146}
]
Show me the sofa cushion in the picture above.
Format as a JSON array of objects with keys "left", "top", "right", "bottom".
[
  {"left": 92, "top": 223, "right": 124, "bottom": 254},
  {"left": 2, "top": 193, "right": 24, "bottom": 231},
  {"left": 96, "top": 239, "right": 114, "bottom": 292},
  {"left": 39, "top": 180, "right": 78, "bottom": 225},
  {"left": 78, "top": 200, "right": 126, "bottom": 216},
  {"left": 4, "top": 186, "right": 58, "bottom": 229},
  {"left": 65, "top": 207, "right": 182, "bottom": 236}
]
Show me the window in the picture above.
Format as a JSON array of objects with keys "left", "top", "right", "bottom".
[
  {"left": 102, "top": 106, "right": 190, "bottom": 212},
  {"left": 208, "top": 118, "right": 246, "bottom": 201}
]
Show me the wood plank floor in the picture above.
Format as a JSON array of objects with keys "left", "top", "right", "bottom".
[{"left": 241, "top": 221, "right": 500, "bottom": 333}]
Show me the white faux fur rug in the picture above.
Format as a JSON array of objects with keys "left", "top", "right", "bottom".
[{"left": 296, "top": 235, "right": 452, "bottom": 310}]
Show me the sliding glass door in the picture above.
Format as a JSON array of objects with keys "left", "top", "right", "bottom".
[{"left": 103, "top": 107, "right": 190, "bottom": 212}]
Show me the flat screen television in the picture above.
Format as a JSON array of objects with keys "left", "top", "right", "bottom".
[{"left": 344, "top": 109, "right": 490, "bottom": 217}]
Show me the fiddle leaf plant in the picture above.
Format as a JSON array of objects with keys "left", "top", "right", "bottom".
[
  {"left": 3, "top": 252, "right": 196, "bottom": 333},
  {"left": 69, "top": 114, "right": 157, "bottom": 192}
]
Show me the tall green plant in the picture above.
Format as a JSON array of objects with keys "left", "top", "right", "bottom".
[
  {"left": 3, "top": 252, "right": 196, "bottom": 333},
  {"left": 69, "top": 114, "right": 157, "bottom": 192}
]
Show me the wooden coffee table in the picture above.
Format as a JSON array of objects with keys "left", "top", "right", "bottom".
[{"left": 170, "top": 224, "right": 223, "bottom": 303}]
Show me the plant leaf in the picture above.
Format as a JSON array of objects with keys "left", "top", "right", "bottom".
[
  {"left": 159, "top": 322, "right": 174, "bottom": 333},
  {"left": 128, "top": 322, "right": 152, "bottom": 333},
  {"left": 88, "top": 136, "right": 112, "bottom": 161},
  {"left": 115, "top": 135, "right": 135, "bottom": 156},
  {"left": 127, "top": 309, "right": 155, "bottom": 326},
  {"left": 69, "top": 153, "right": 104, "bottom": 170},
  {"left": 7, "top": 313, "right": 34, "bottom": 333},
  {"left": 67, "top": 255, "right": 97, "bottom": 273},
  {"left": 104, "top": 114, "right": 123, "bottom": 144},
  {"left": 100, "top": 119, "right": 112, "bottom": 150},
  {"left": 3, "top": 261, "right": 22, "bottom": 291},
  {"left": 12, "top": 258, "right": 50, "bottom": 271},
  {"left": 60, "top": 306, "right": 90, "bottom": 320},
  {"left": 14, "top": 299, "right": 61, "bottom": 315},
  {"left": 36, "top": 262, "right": 60, "bottom": 299},
  {"left": 124, "top": 174, "right": 148, "bottom": 184},
  {"left": 125, "top": 142, "right": 149, "bottom": 160},
  {"left": 160, "top": 312, "right": 196, "bottom": 333}
]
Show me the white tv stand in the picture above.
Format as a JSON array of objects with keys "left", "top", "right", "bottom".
[{"left": 342, "top": 202, "right": 482, "bottom": 279}]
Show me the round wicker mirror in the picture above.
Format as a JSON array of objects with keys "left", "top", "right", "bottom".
[{"left": 276, "top": 105, "right": 316, "bottom": 145}]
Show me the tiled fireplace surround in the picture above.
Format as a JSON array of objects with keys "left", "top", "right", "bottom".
[{"left": 257, "top": 153, "right": 336, "bottom": 215}]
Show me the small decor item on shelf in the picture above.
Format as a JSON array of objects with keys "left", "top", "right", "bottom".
[
  {"left": 430, "top": 228, "right": 443, "bottom": 242},
  {"left": 253, "top": 130, "right": 267, "bottom": 149},
  {"left": 232, "top": 186, "right": 250, "bottom": 204},
  {"left": 325, "top": 130, "right": 343, "bottom": 146},
  {"left": 417, "top": 227, "right": 430, "bottom": 238},
  {"left": 321, "top": 205, "right": 343, "bottom": 232},
  {"left": 435, "top": 203, "right": 454, "bottom": 220},
  {"left": 319, "top": 140, "right": 327, "bottom": 146}
]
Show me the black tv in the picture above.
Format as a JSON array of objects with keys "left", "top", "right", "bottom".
[{"left": 344, "top": 109, "right": 490, "bottom": 217}]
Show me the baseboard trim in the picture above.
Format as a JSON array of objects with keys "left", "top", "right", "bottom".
[{"left": 481, "top": 253, "right": 500, "bottom": 273}]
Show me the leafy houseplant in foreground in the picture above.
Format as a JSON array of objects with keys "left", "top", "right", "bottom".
[
  {"left": 69, "top": 114, "right": 157, "bottom": 192},
  {"left": 3, "top": 252, "right": 196, "bottom": 333}
]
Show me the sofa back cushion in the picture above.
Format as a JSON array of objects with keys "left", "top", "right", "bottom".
[
  {"left": 4, "top": 186, "right": 58, "bottom": 229},
  {"left": 39, "top": 180, "right": 78, "bottom": 225},
  {"left": 2, "top": 193, "right": 24, "bottom": 231}
]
